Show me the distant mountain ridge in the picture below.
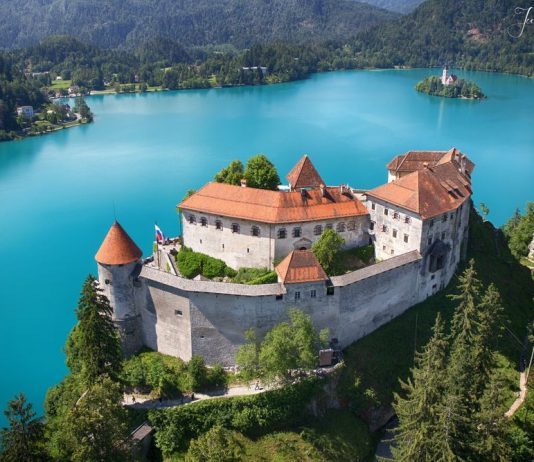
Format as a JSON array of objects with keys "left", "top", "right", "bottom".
[{"left": 0, "top": 0, "right": 397, "bottom": 50}]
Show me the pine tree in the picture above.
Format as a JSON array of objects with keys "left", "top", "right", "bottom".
[
  {"left": 67, "top": 275, "right": 122, "bottom": 384},
  {"left": 392, "top": 313, "right": 450, "bottom": 461},
  {"left": 0, "top": 394, "right": 48, "bottom": 462}
]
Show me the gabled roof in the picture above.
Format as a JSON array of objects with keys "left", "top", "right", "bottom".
[
  {"left": 286, "top": 155, "right": 325, "bottom": 190},
  {"left": 387, "top": 148, "right": 474, "bottom": 176},
  {"left": 276, "top": 250, "right": 328, "bottom": 284},
  {"left": 178, "top": 182, "right": 368, "bottom": 224},
  {"left": 367, "top": 164, "right": 472, "bottom": 219},
  {"left": 95, "top": 221, "right": 142, "bottom": 265}
]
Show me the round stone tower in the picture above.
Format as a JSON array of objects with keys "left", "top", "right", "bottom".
[{"left": 95, "top": 221, "right": 143, "bottom": 356}]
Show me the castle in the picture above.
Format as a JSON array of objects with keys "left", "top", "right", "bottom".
[{"left": 95, "top": 148, "right": 474, "bottom": 365}]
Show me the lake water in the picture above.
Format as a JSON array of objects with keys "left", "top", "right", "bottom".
[{"left": 0, "top": 69, "right": 533, "bottom": 423}]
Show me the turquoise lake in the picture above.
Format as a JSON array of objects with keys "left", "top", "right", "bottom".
[{"left": 0, "top": 69, "right": 533, "bottom": 422}]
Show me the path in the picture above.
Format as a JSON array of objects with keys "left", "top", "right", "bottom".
[
  {"left": 505, "top": 371, "right": 528, "bottom": 418},
  {"left": 123, "top": 383, "right": 270, "bottom": 410}
]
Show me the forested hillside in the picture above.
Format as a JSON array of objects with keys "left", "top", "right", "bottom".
[
  {"left": 358, "top": 0, "right": 424, "bottom": 14},
  {"left": 350, "top": 0, "right": 534, "bottom": 75},
  {"left": 0, "top": 0, "right": 396, "bottom": 49}
]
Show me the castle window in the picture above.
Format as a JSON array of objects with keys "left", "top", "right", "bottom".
[
  {"left": 371, "top": 202, "right": 376, "bottom": 210},
  {"left": 314, "top": 225, "right": 323, "bottom": 236},
  {"left": 450, "top": 212, "right": 455, "bottom": 219},
  {"left": 293, "top": 227, "right": 302, "bottom": 238},
  {"left": 370, "top": 221, "right": 375, "bottom": 231},
  {"left": 222, "top": 244, "right": 224, "bottom": 249},
  {"left": 382, "top": 245, "right": 386, "bottom": 251},
  {"left": 347, "top": 221, "right": 356, "bottom": 231},
  {"left": 200, "top": 217, "right": 208, "bottom": 227},
  {"left": 404, "top": 216, "right": 411, "bottom": 224},
  {"left": 336, "top": 222, "right": 346, "bottom": 232},
  {"left": 188, "top": 214, "right": 196, "bottom": 224},
  {"left": 310, "top": 289, "right": 317, "bottom": 298},
  {"left": 215, "top": 220, "right": 223, "bottom": 230},
  {"left": 442, "top": 214, "right": 447, "bottom": 222},
  {"left": 429, "top": 219, "right": 435, "bottom": 228},
  {"left": 404, "top": 234, "right": 409, "bottom": 243},
  {"left": 326, "top": 287, "right": 335, "bottom": 296},
  {"left": 294, "top": 291, "right": 301, "bottom": 301},
  {"left": 441, "top": 232, "right": 446, "bottom": 240},
  {"left": 393, "top": 211, "right": 399, "bottom": 220},
  {"left": 392, "top": 229, "right": 398, "bottom": 238},
  {"left": 175, "top": 309, "right": 183, "bottom": 316},
  {"left": 428, "top": 237, "right": 432, "bottom": 246},
  {"left": 251, "top": 226, "right": 261, "bottom": 237},
  {"left": 278, "top": 228, "right": 287, "bottom": 239},
  {"left": 326, "top": 223, "right": 333, "bottom": 230},
  {"left": 231, "top": 223, "right": 240, "bottom": 233},
  {"left": 382, "top": 224, "right": 388, "bottom": 233},
  {"left": 391, "top": 249, "right": 394, "bottom": 255},
  {"left": 276, "top": 294, "right": 283, "bottom": 300},
  {"left": 384, "top": 208, "right": 389, "bottom": 216}
]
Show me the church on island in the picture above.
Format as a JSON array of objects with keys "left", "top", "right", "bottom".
[{"left": 95, "top": 148, "right": 474, "bottom": 365}]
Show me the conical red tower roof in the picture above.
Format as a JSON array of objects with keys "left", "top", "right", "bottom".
[{"left": 95, "top": 221, "right": 142, "bottom": 265}]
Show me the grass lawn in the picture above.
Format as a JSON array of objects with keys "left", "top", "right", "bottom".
[
  {"left": 50, "top": 79, "right": 72, "bottom": 90},
  {"left": 339, "top": 209, "right": 534, "bottom": 407}
]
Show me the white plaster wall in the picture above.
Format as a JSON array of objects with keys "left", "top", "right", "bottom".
[{"left": 366, "top": 197, "right": 423, "bottom": 261}]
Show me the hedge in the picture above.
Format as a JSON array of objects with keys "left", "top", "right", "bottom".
[{"left": 148, "top": 377, "right": 322, "bottom": 455}]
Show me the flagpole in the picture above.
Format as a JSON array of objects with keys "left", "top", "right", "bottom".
[{"left": 155, "top": 221, "right": 161, "bottom": 269}]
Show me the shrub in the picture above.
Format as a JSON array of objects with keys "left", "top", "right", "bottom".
[
  {"left": 188, "top": 356, "right": 209, "bottom": 392},
  {"left": 186, "top": 426, "right": 244, "bottom": 462},
  {"left": 248, "top": 271, "right": 277, "bottom": 285},
  {"left": 232, "top": 267, "right": 274, "bottom": 284},
  {"left": 176, "top": 247, "right": 235, "bottom": 279}
]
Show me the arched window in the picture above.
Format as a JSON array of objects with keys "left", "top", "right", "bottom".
[
  {"left": 325, "top": 223, "right": 333, "bottom": 230},
  {"left": 278, "top": 228, "right": 287, "bottom": 239},
  {"left": 188, "top": 214, "right": 196, "bottom": 224},
  {"left": 293, "top": 227, "right": 302, "bottom": 238},
  {"left": 200, "top": 217, "right": 208, "bottom": 227},
  {"left": 231, "top": 223, "right": 240, "bottom": 234},
  {"left": 314, "top": 225, "right": 323, "bottom": 236},
  {"left": 336, "top": 222, "right": 346, "bottom": 232},
  {"left": 251, "top": 226, "right": 260, "bottom": 237},
  {"left": 215, "top": 220, "right": 223, "bottom": 230},
  {"left": 347, "top": 221, "right": 356, "bottom": 231}
]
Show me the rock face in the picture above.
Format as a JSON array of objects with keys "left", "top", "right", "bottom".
[{"left": 528, "top": 233, "right": 534, "bottom": 260}]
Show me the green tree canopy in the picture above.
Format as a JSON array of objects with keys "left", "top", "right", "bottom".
[
  {"left": 185, "top": 426, "right": 243, "bottom": 462},
  {"left": 0, "top": 394, "right": 47, "bottom": 462},
  {"left": 67, "top": 275, "right": 122, "bottom": 384},
  {"left": 312, "top": 228, "right": 345, "bottom": 275},
  {"left": 244, "top": 154, "right": 280, "bottom": 190},
  {"left": 235, "top": 328, "right": 260, "bottom": 381},
  {"left": 504, "top": 202, "right": 534, "bottom": 260},
  {"left": 214, "top": 160, "right": 245, "bottom": 186}
]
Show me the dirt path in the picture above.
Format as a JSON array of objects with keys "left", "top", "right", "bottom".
[
  {"left": 123, "top": 383, "right": 270, "bottom": 410},
  {"left": 505, "top": 371, "right": 528, "bottom": 418}
]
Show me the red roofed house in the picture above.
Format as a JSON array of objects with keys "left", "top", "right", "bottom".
[
  {"left": 367, "top": 147, "right": 474, "bottom": 297},
  {"left": 179, "top": 155, "right": 370, "bottom": 270}
]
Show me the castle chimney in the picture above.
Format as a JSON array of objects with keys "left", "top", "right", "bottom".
[
  {"left": 423, "top": 162, "right": 429, "bottom": 169},
  {"left": 320, "top": 184, "right": 326, "bottom": 197},
  {"left": 240, "top": 178, "right": 247, "bottom": 187}
]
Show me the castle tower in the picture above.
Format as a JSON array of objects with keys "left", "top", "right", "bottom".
[{"left": 95, "top": 221, "right": 143, "bottom": 356}]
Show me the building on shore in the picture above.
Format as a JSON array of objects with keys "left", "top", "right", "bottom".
[{"left": 95, "top": 149, "right": 474, "bottom": 363}]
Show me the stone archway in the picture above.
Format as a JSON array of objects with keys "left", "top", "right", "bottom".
[{"left": 293, "top": 237, "right": 312, "bottom": 250}]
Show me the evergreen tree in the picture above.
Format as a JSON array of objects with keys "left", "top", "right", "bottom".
[
  {"left": 67, "top": 275, "right": 122, "bottom": 384},
  {"left": 0, "top": 394, "right": 47, "bottom": 462},
  {"left": 392, "top": 313, "right": 450, "bottom": 461}
]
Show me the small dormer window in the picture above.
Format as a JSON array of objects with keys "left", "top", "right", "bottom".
[
  {"left": 200, "top": 217, "right": 208, "bottom": 227},
  {"left": 251, "top": 226, "right": 260, "bottom": 237},
  {"left": 232, "top": 223, "right": 240, "bottom": 233},
  {"left": 188, "top": 214, "right": 196, "bottom": 224}
]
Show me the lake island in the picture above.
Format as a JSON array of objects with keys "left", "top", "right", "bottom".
[{"left": 416, "top": 66, "right": 485, "bottom": 99}]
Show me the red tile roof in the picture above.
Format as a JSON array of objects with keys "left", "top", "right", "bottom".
[
  {"left": 387, "top": 148, "right": 474, "bottom": 176},
  {"left": 276, "top": 250, "right": 328, "bottom": 284},
  {"left": 286, "top": 155, "right": 325, "bottom": 190},
  {"left": 367, "top": 162, "right": 472, "bottom": 219},
  {"left": 95, "top": 221, "right": 142, "bottom": 265},
  {"left": 178, "top": 182, "right": 368, "bottom": 224}
]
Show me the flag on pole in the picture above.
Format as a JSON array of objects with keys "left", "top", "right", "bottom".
[{"left": 155, "top": 224, "right": 165, "bottom": 244}]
